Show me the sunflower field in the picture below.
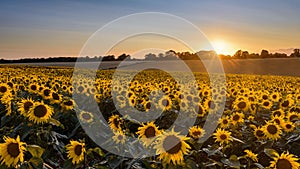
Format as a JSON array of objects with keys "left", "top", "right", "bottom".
[{"left": 0, "top": 65, "right": 300, "bottom": 169}]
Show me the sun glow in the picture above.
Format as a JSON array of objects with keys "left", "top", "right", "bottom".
[{"left": 211, "top": 40, "right": 232, "bottom": 55}]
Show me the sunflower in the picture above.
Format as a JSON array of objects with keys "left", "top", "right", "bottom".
[
  {"left": 108, "top": 114, "right": 123, "bottom": 131},
  {"left": 27, "top": 102, "right": 54, "bottom": 124},
  {"left": 112, "top": 130, "right": 126, "bottom": 144},
  {"left": 61, "top": 99, "right": 76, "bottom": 111},
  {"left": 17, "top": 98, "right": 34, "bottom": 117},
  {"left": 280, "top": 98, "right": 294, "bottom": 110},
  {"left": 204, "top": 99, "right": 219, "bottom": 113},
  {"left": 261, "top": 100, "right": 272, "bottom": 110},
  {"left": 282, "top": 121, "right": 295, "bottom": 133},
  {"left": 230, "top": 112, "right": 245, "bottom": 126},
  {"left": 252, "top": 126, "right": 265, "bottom": 140},
  {"left": 244, "top": 149, "right": 258, "bottom": 162},
  {"left": 218, "top": 116, "right": 231, "bottom": 129},
  {"left": 0, "top": 136, "right": 26, "bottom": 167},
  {"left": 287, "top": 112, "right": 299, "bottom": 123},
  {"left": 270, "top": 92, "right": 281, "bottom": 102},
  {"left": 272, "top": 109, "right": 285, "bottom": 118},
  {"left": 41, "top": 88, "right": 52, "bottom": 100},
  {"left": 271, "top": 116, "right": 285, "bottom": 127},
  {"left": 233, "top": 99, "right": 249, "bottom": 112},
  {"left": 79, "top": 110, "right": 94, "bottom": 124},
  {"left": 262, "top": 121, "right": 282, "bottom": 140},
  {"left": 189, "top": 126, "right": 205, "bottom": 139},
  {"left": 213, "top": 128, "right": 232, "bottom": 145},
  {"left": 66, "top": 140, "right": 85, "bottom": 165},
  {"left": 136, "top": 121, "right": 161, "bottom": 147},
  {"left": 269, "top": 152, "right": 300, "bottom": 169},
  {"left": 155, "top": 129, "right": 190, "bottom": 166},
  {"left": 158, "top": 96, "right": 172, "bottom": 111},
  {"left": 0, "top": 83, "right": 11, "bottom": 96},
  {"left": 50, "top": 92, "right": 62, "bottom": 104}
]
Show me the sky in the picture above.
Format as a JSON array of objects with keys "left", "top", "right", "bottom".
[{"left": 0, "top": 0, "right": 300, "bottom": 59}]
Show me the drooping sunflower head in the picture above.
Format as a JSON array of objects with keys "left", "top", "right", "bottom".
[
  {"left": 0, "top": 136, "right": 26, "bottom": 167},
  {"left": 213, "top": 128, "right": 232, "bottom": 145},
  {"left": 108, "top": 114, "right": 123, "bottom": 131},
  {"left": 189, "top": 126, "right": 205, "bottom": 139},
  {"left": 262, "top": 121, "right": 282, "bottom": 141},
  {"left": 269, "top": 152, "right": 300, "bottom": 169},
  {"left": 155, "top": 129, "right": 190, "bottom": 166},
  {"left": 66, "top": 140, "right": 85, "bottom": 165},
  {"left": 27, "top": 102, "right": 54, "bottom": 124},
  {"left": 136, "top": 121, "right": 161, "bottom": 147},
  {"left": 244, "top": 149, "right": 258, "bottom": 162}
]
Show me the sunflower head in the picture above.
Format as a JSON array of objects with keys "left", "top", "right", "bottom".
[
  {"left": 66, "top": 140, "right": 85, "bottom": 165},
  {"left": 155, "top": 129, "right": 190, "bottom": 166},
  {"left": 262, "top": 121, "right": 282, "bottom": 141},
  {"left": 270, "top": 152, "right": 300, "bottom": 169},
  {"left": 213, "top": 128, "right": 232, "bottom": 145},
  {"left": 136, "top": 121, "right": 161, "bottom": 147},
  {"left": 27, "top": 102, "right": 54, "bottom": 124},
  {"left": 189, "top": 126, "right": 205, "bottom": 139},
  {"left": 0, "top": 136, "right": 26, "bottom": 167}
]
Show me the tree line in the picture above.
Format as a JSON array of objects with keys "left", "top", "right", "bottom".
[{"left": 0, "top": 49, "right": 299, "bottom": 63}]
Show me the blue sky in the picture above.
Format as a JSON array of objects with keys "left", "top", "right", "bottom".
[{"left": 0, "top": 0, "right": 299, "bottom": 59}]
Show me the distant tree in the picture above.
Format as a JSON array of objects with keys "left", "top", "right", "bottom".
[
  {"left": 241, "top": 51, "right": 249, "bottom": 59},
  {"left": 233, "top": 50, "right": 243, "bottom": 58},
  {"left": 290, "top": 48, "right": 300, "bottom": 57},
  {"left": 117, "top": 53, "right": 130, "bottom": 61},
  {"left": 102, "top": 55, "right": 115, "bottom": 61},
  {"left": 260, "top": 49, "right": 270, "bottom": 58},
  {"left": 144, "top": 53, "right": 157, "bottom": 60}
]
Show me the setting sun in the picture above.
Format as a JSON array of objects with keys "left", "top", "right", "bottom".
[{"left": 211, "top": 40, "right": 232, "bottom": 55}]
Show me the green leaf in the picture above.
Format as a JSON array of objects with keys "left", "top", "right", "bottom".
[
  {"left": 264, "top": 148, "right": 278, "bottom": 159},
  {"left": 49, "top": 118, "right": 64, "bottom": 128},
  {"left": 27, "top": 145, "right": 45, "bottom": 158},
  {"left": 93, "top": 147, "right": 105, "bottom": 157},
  {"left": 29, "top": 157, "right": 43, "bottom": 169}
]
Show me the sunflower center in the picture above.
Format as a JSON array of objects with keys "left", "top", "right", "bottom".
[
  {"left": 24, "top": 101, "right": 33, "bottom": 111},
  {"left": 286, "top": 124, "right": 292, "bottom": 129},
  {"left": 237, "top": 102, "right": 246, "bottom": 109},
  {"left": 276, "top": 159, "right": 292, "bottom": 169},
  {"left": 82, "top": 112, "right": 91, "bottom": 120},
  {"left": 163, "top": 135, "right": 182, "bottom": 154},
  {"left": 256, "top": 130, "right": 264, "bottom": 137},
  {"left": 220, "top": 134, "right": 227, "bottom": 140},
  {"left": 282, "top": 101, "right": 289, "bottom": 107},
  {"left": 267, "top": 125, "right": 277, "bottom": 134},
  {"left": 7, "top": 143, "right": 20, "bottom": 158},
  {"left": 233, "top": 115, "right": 240, "bottom": 121},
  {"left": 145, "top": 127, "right": 156, "bottom": 138},
  {"left": 162, "top": 99, "right": 170, "bottom": 107},
  {"left": 117, "top": 135, "right": 123, "bottom": 140},
  {"left": 223, "top": 119, "right": 228, "bottom": 124},
  {"left": 64, "top": 100, "right": 73, "bottom": 106},
  {"left": 192, "top": 131, "right": 202, "bottom": 137},
  {"left": 43, "top": 89, "right": 51, "bottom": 96},
  {"left": 74, "top": 145, "right": 82, "bottom": 156},
  {"left": 263, "top": 101, "right": 270, "bottom": 107},
  {"left": 52, "top": 93, "right": 60, "bottom": 100},
  {"left": 274, "top": 119, "right": 280, "bottom": 125},
  {"left": 0, "top": 86, "right": 7, "bottom": 93},
  {"left": 34, "top": 105, "right": 48, "bottom": 118}
]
